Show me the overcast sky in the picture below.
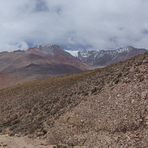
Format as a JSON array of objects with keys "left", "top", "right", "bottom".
[{"left": 0, "top": 0, "right": 148, "bottom": 51}]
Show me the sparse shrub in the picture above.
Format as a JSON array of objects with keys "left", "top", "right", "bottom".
[
  {"left": 134, "top": 68, "right": 140, "bottom": 73},
  {"left": 91, "top": 87, "right": 97, "bottom": 94},
  {"left": 139, "top": 75, "right": 145, "bottom": 82},
  {"left": 117, "top": 73, "right": 122, "bottom": 78},
  {"left": 28, "top": 125, "right": 36, "bottom": 134},
  {"left": 114, "top": 79, "right": 119, "bottom": 84},
  {"left": 110, "top": 86, "right": 115, "bottom": 90},
  {"left": 135, "top": 61, "right": 142, "bottom": 66},
  {"left": 43, "top": 129, "right": 47, "bottom": 135}
]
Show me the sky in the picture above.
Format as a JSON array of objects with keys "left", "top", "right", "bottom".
[{"left": 0, "top": 0, "right": 148, "bottom": 52}]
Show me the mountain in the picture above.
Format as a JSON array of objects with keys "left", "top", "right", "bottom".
[
  {"left": 0, "top": 45, "right": 90, "bottom": 89},
  {"left": 66, "top": 46, "right": 148, "bottom": 66},
  {"left": 0, "top": 45, "right": 147, "bottom": 89},
  {"left": 0, "top": 52, "right": 147, "bottom": 147}
]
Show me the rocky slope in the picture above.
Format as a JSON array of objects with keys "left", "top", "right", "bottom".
[
  {"left": 67, "top": 46, "right": 148, "bottom": 66},
  {"left": 0, "top": 52, "right": 147, "bottom": 147}
]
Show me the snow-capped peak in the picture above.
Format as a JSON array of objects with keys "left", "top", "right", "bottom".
[{"left": 116, "top": 47, "right": 130, "bottom": 53}]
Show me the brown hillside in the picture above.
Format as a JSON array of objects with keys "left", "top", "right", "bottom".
[
  {"left": 0, "top": 52, "right": 148, "bottom": 147},
  {"left": 0, "top": 45, "right": 90, "bottom": 89}
]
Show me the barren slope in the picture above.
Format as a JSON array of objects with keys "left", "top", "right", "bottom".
[{"left": 0, "top": 52, "right": 148, "bottom": 147}]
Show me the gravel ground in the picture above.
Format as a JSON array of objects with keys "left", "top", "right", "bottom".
[{"left": 0, "top": 134, "right": 53, "bottom": 148}]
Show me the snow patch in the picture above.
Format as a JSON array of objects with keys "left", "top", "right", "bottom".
[{"left": 65, "top": 50, "right": 79, "bottom": 57}]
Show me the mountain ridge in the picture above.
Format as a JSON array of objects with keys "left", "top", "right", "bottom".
[{"left": 66, "top": 46, "right": 148, "bottom": 66}]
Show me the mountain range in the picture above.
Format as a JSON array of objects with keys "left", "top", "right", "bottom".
[
  {"left": 0, "top": 45, "right": 147, "bottom": 89},
  {"left": 66, "top": 46, "right": 147, "bottom": 66}
]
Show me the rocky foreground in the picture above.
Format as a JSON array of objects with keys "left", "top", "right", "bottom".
[{"left": 0, "top": 52, "right": 148, "bottom": 147}]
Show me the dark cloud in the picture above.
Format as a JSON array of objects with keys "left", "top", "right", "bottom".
[
  {"left": 56, "top": 7, "right": 62, "bottom": 15},
  {"left": 0, "top": 0, "right": 148, "bottom": 51},
  {"left": 35, "top": 0, "right": 49, "bottom": 12},
  {"left": 142, "top": 29, "right": 148, "bottom": 34}
]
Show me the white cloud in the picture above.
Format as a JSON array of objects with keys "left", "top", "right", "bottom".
[{"left": 0, "top": 0, "right": 148, "bottom": 51}]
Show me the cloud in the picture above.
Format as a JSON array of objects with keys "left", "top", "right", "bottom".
[
  {"left": 142, "top": 29, "right": 148, "bottom": 34},
  {"left": 0, "top": 0, "right": 148, "bottom": 51},
  {"left": 35, "top": 0, "right": 49, "bottom": 12}
]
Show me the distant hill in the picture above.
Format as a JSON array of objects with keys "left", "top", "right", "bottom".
[
  {"left": 0, "top": 45, "right": 90, "bottom": 89},
  {"left": 0, "top": 52, "right": 147, "bottom": 147}
]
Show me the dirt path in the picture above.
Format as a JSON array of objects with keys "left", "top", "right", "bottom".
[
  {"left": 0, "top": 135, "right": 86, "bottom": 148},
  {"left": 0, "top": 134, "right": 53, "bottom": 148}
]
